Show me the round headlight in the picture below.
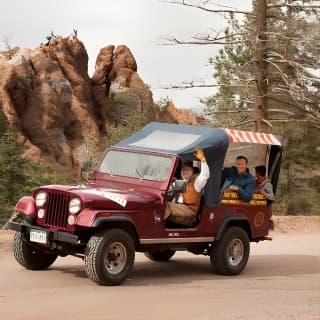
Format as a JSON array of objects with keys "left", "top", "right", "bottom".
[
  {"left": 37, "top": 208, "right": 45, "bottom": 219},
  {"left": 68, "top": 215, "right": 76, "bottom": 225},
  {"left": 35, "top": 192, "right": 47, "bottom": 207},
  {"left": 69, "top": 197, "right": 81, "bottom": 214}
]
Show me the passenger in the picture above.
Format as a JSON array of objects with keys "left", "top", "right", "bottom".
[
  {"left": 222, "top": 155, "right": 255, "bottom": 202},
  {"left": 165, "top": 147, "right": 209, "bottom": 225},
  {"left": 45, "top": 30, "right": 56, "bottom": 45},
  {"left": 255, "top": 165, "right": 275, "bottom": 201}
]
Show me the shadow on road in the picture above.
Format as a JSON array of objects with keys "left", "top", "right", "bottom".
[{"left": 48, "top": 253, "right": 320, "bottom": 286}]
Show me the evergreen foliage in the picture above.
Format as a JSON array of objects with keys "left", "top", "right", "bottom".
[
  {"left": 276, "top": 124, "right": 320, "bottom": 215},
  {"left": 0, "top": 127, "right": 67, "bottom": 226},
  {"left": 203, "top": 1, "right": 320, "bottom": 215},
  {"left": 203, "top": 18, "right": 253, "bottom": 128},
  {"left": 0, "top": 107, "right": 7, "bottom": 136},
  {"left": 103, "top": 88, "right": 156, "bottom": 148},
  {"left": 0, "top": 130, "right": 30, "bottom": 223}
]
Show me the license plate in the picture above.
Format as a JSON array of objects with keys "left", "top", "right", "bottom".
[{"left": 30, "top": 229, "right": 47, "bottom": 244}]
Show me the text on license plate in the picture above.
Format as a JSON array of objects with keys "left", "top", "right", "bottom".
[{"left": 30, "top": 229, "right": 47, "bottom": 244}]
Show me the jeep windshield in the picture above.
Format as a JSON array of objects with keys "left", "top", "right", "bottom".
[{"left": 98, "top": 150, "right": 172, "bottom": 181}]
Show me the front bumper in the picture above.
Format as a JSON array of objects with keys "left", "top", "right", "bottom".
[{"left": 7, "top": 221, "right": 79, "bottom": 245}]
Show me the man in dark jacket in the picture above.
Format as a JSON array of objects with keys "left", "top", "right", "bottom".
[{"left": 222, "top": 155, "right": 255, "bottom": 202}]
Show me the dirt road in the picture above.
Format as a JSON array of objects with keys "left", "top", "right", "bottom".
[{"left": 0, "top": 231, "right": 319, "bottom": 320}]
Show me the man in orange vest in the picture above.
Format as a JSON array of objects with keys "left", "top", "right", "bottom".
[{"left": 165, "top": 147, "right": 210, "bottom": 225}]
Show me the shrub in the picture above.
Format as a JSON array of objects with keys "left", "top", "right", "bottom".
[
  {"left": 287, "top": 196, "right": 312, "bottom": 216},
  {"left": 0, "top": 129, "right": 67, "bottom": 227}
]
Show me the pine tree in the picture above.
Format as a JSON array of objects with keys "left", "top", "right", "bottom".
[
  {"left": 202, "top": 16, "right": 253, "bottom": 128},
  {"left": 204, "top": 0, "right": 320, "bottom": 129},
  {"left": 0, "top": 106, "right": 8, "bottom": 137},
  {"left": 0, "top": 130, "right": 30, "bottom": 223},
  {"left": 203, "top": 0, "right": 320, "bottom": 214},
  {"left": 0, "top": 128, "right": 68, "bottom": 225}
]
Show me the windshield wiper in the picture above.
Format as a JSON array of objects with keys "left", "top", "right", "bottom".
[
  {"left": 106, "top": 169, "right": 114, "bottom": 177},
  {"left": 135, "top": 169, "right": 144, "bottom": 181}
]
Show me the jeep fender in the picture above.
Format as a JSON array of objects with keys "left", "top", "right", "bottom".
[
  {"left": 216, "top": 215, "right": 252, "bottom": 241},
  {"left": 91, "top": 215, "right": 139, "bottom": 244},
  {"left": 15, "top": 196, "right": 36, "bottom": 218}
]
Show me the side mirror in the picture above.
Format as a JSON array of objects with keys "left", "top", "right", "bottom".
[
  {"left": 81, "top": 161, "right": 89, "bottom": 172},
  {"left": 172, "top": 179, "right": 186, "bottom": 193},
  {"left": 80, "top": 161, "right": 91, "bottom": 182}
]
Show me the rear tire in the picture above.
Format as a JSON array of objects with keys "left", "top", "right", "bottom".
[
  {"left": 144, "top": 249, "right": 175, "bottom": 262},
  {"left": 85, "top": 229, "right": 135, "bottom": 285},
  {"left": 13, "top": 231, "right": 58, "bottom": 270},
  {"left": 211, "top": 227, "right": 250, "bottom": 275}
]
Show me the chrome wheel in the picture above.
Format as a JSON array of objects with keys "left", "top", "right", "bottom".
[
  {"left": 211, "top": 227, "right": 250, "bottom": 275},
  {"left": 227, "top": 238, "right": 244, "bottom": 267},
  {"left": 104, "top": 242, "right": 127, "bottom": 274},
  {"left": 85, "top": 229, "right": 135, "bottom": 285}
]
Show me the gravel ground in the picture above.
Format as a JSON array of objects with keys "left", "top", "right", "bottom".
[{"left": 0, "top": 216, "right": 319, "bottom": 320}]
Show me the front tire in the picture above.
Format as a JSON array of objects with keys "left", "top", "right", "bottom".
[
  {"left": 144, "top": 249, "right": 175, "bottom": 262},
  {"left": 85, "top": 229, "right": 135, "bottom": 285},
  {"left": 13, "top": 231, "right": 58, "bottom": 270},
  {"left": 211, "top": 227, "right": 250, "bottom": 275}
]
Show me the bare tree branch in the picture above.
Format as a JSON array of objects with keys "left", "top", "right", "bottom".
[
  {"left": 210, "top": 97, "right": 254, "bottom": 103},
  {"left": 267, "top": 96, "right": 302, "bottom": 110},
  {"left": 267, "top": 119, "right": 320, "bottom": 128},
  {"left": 264, "top": 58, "right": 291, "bottom": 86},
  {"left": 262, "top": 118, "right": 273, "bottom": 127},
  {"left": 268, "top": 89, "right": 320, "bottom": 121},
  {"left": 266, "top": 15, "right": 286, "bottom": 21},
  {"left": 232, "top": 119, "right": 256, "bottom": 127},
  {"left": 231, "top": 118, "right": 320, "bottom": 129},
  {"left": 270, "top": 87, "right": 319, "bottom": 106},
  {"left": 161, "top": 81, "right": 255, "bottom": 89},
  {"left": 265, "top": 32, "right": 320, "bottom": 43},
  {"left": 269, "top": 57, "right": 320, "bottom": 74},
  {"left": 160, "top": 0, "right": 320, "bottom": 130},
  {"left": 192, "top": 32, "right": 246, "bottom": 41},
  {"left": 267, "top": 4, "right": 320, "bottom": 9},
  {"left": 268, "top": 109, "right": 295, "bottom": 115},
  {"left": 163, "top": 36, "right": 243, "bottom": 45},
  {"left": 162, "top": 0, "right": 254, "bottom": 16},
  {"left": 206, "top": 109, "right": 253, "bottom": 114}
]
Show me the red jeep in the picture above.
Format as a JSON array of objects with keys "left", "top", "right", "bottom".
[{"left": 7, "top": 122, "right": 282, "bottom": 285}]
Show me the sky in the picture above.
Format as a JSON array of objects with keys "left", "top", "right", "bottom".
[{"left": 0, "top": 0, "right": 251, "bottom": 111}]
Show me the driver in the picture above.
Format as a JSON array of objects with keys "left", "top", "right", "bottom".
[{"left": 164, "top": 147, "right": 210, "bottom": 225}]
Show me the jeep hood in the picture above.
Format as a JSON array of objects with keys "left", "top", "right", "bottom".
[{"left": 40, "top": 184, "right": 160, "bottom": 210}]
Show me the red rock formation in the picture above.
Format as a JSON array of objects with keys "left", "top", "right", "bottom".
[
  {"left": 159, "top": 101, "right": 203, "bottom": 125},
  {"left": 92, "top": 44, "right": 154, "bottom": 124},
  {"left": 0, "top": 38, "right": 154, "bottom": 175},
  {"left": 0, "top": 38, "right": 201, "bottom": 176},
  {"left": 0, "top": 37, "right": 99, "bottom": 174}
]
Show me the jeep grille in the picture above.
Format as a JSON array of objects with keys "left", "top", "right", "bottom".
[{"left": 45, "top": 192, "right": 71, "bottom": 229}]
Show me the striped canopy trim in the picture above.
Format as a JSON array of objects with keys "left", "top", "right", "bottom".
[{"left": 224, "top": 128, "right": 282, "bottom": 146}]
